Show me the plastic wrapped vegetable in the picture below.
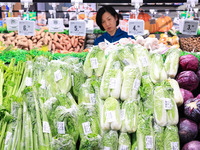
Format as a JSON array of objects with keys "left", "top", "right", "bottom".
[
  {"left": 102, "top": 130, "right": 118, "bottom": 150},
  {"left": 56, "top": 92, "right": 77, "bottom": 109},
  {"left": 120, "top": 66, "right": 141, "bottom": 101},
  {"left": 133, "top": 45, "right": 150, "bottom": 74},
  {"left": 79, "top": 133, "right": 102, "bottom": 150},
  {"left": 150, "top": 53, "right": 167, "bottom": 84},
  {"left": 121, "top": 100, "right": 138, "bottom": 133},
  {"left": 167, "top": 79, "right": 183, "bottom": 106},
  {"left": 53, "top": 106, "right": 79, "bottom": 142},
  {"left": 136, "top": 113, "right": 155, "bottom": 150},
  {"left": 154, "top": 122, "right": 164, "bottom": 150},
  {"left": 83, "top": 46, "right": 106, "bottom": 77},
  {"left": 78, "top": 103, "right": 100, "bottom": 138},
  {"left": 102, "top": 97, "right": 121, "bottom": 131},
  {"left": 45, "top": 60, "right": 71, "bottom": 96},
  {"left": 164, "top": 48, "right": 180, "bottom": 78},
  {"left": 139, "top": 75, "right": 154, "bottom": 114},
  {"left": 100, "top": 61, "right": 123, "bottom": 99},
  {"left": 118, "top": 133, "right": 131, "bottom": 150},
  {"left": 164, "top": 126, "right": 180, "bottom": 150},
  {"left": 52, "top": 134, "right": 76, "bottom": 150}
]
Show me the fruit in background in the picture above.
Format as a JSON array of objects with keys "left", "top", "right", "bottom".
[{"left": 156, "top": 15, "right": 173, "bottom": 32}]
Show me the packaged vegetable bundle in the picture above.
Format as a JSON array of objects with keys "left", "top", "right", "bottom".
[
  {"left": 100, "top": 61, "right": 123, "bottom": 99},
  {"left": 164, "top": 48, "right": 180, "bottom": 78},
  {"left": 45, "top": 60, "right": 72, "bottom": 97},
  {"left": 0, "top": 60, "right": 5, "bottom": 105},
  {"left": 120, "top": 66, "right": 141, "bottom": 101},
  {"left": 154, "top": 122, "right": 165, "bottom": 150},
  {"left": 102, "top": 130, "right": 118, "bottom": 150},
  {"left": 52, "top": 134, "right": 76, "bottom": 150},
  {"left": 150, "top": 53, "right": 167, "bottom": 84},
  {"left": 78, "top": 103, "right": 101, "bottom": 138},
  {"left": 102, "top": 97, "right": 121, "bottom": 131},
  {"left": 83, "top": 46, "right": 106, "bottom": 77},
  {"left": 121, "top": 100, "right": 138, "bottom": 133},
  {"left": 79, "top": 133, "right": 102, "bottom": 150},
  {"left": 118, "top": 132, "right": 131, "bottom": 150}
]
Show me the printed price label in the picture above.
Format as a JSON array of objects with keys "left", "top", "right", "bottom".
[
  {"left": 145, "top": 136, "right": 153, "bottom": 149},
  {"left": 133, "top": 78, "right": 140, "bottom": 90},
  {"left": 40, "top": 79, "right": 46, "bottom": 89},
  {"left": 82, "top": 122, "right": 92, "bottom": 135},
  {"left": 71, "top": 75, "right": 74, "bottom": 86},
  {"left": 90, "top": 58, "right": 98, "bottom": 69},
  {"left": 6, "top": 17, "right": 19, "bottom": 31},
  {"left": 173, "top": 17, "right": 180, "bottom": 25},
  {"left": 18, "top": 20, "right": 35, "bottom": 36},
  {"left": 149, "top": 18, "right": 156, "bottom": 24},
  {"left": 182, "top": 20, "right": 199, "bottom": 35},
  {"left": 5, "top": 132, "right": 12, "bottom": 144},
  {"left": 119, "top": 145, "right": 129, "bottom": 150},
  {"left": 57, "top": 122, "right": 65, "bottom": 134},
  {"left": 54, "top": 70, "right": 63, "bottom": 82},
  {"left": 43, "top": 121, "right": 51, "bottom": 133},
  {"left": 25, "top": 77, "right": 33, "bottom": 86},
  {"left": 123, "top": 59, "right": 130, "bottom": 66},
  {"left": 163, "top": 98, "right": 172, "bottom": 110},
  {"left": 171, "top": 142, "right": 179, "bottom": 150},
  {"left": 105, "top": 111, "right": 115, "bottom": 123},
  {"left": 140, "top": 57, "right": 148, "bottom": 67},
  {"left": 109, "top": 78, "right": 117, "bottom": 89},
  {"left": 104, "top": 147, "right": 111, "bottom": 150},
  {"left": 48, "top": 18, "right": 64, "bottom": 32},
  {"left": 121, "top": 109, "right": 125, "bottom": 120},
  {"left": 69, "top": 20, "right": 86, "bottom": 36},
  {"left": 128, "top": 19, "right": 144, "bottom": 35},
  {"left": 89, "top": 93, "right": 96, "bottom": 104}
]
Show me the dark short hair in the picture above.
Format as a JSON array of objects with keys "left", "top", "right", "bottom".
[{"left": 96, "top": 6, "right": 119, "bottom": 31}]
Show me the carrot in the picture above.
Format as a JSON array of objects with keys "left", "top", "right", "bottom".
[
  {"left": 71, "top": 36, "right": 75, "bottom": 47},
  {"left": 54, "top": 33, "right": 58, "bottom": 42},
  {"left": 53, "top": 41, "right": 64, "bottom": 50},
  {"left": 28, "top": 40, "right": 33, "bottom": 50},
  {"left": 38, "top": 28, "right": 45, "bottom": 35}
]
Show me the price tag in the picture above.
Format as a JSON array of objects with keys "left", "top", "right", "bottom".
[
  {"left": 57, "top": 122, "right": 65, "bottom": 134},
  {"left": 121, "top": 109, "right": 125, "bottom": 120},
  {"left": 109, "top": 78, "right": 117, "bottom": 89},
  {"left": 149, "top": 18, "right": 156, "bottom": 25},
  {"left": 86, "top": 20, "right": 94, "bottom": 34},
  {"left": 71, "top": 75, "right": 74, "bottom": 86},
  {"left": 82, "top": 122, "right": 92, "bottom": 135},
  {"left": 6, "top": 17, "right": 19, "bottom": 31},
  {"left": 140, "top": 57, "right": 148, "bottom": 67},
  {"left": 5, "top": 132, "right": 12, "bottom": 144},
  {"left": 69, "top": 20, "right": 86, "bottom": 36},
  {"left": 171, "top": 142, "right": 179, "bottom": 150},
  {"left": 105, "top": 111, "right": 115, "bottom": 123},
  {"left": 89, "top": 93, "right": 96, "bottom": 104},
  {"left": 173, "top": 17, "right": 180, "bottom": 25},
  {"left": 90, "top": 58, "right": 98, "bottom": 69},
  {"left": 133, "top": 78, "right": 140, "bottom": 90},
  {"left": 163, "top": 98, "right": 172, "bottom": 110},
  {"left": 123, "top": 59, "right": 130, "bottom": 66},
  {"left": 145, "top": 136, "right": 153, "bottom": 149},
  {"left": 43, "top": 121, "right": 51, "bottom": 133},
  {"left": 128, "top": 19, "right": 144, "bottom": 35},
  {"left": 54, "top": 70, "right": 63, "bottom": 82},
  {"left": 18, "top": 20, "right": 35, "bottom": 36},
  {"left": 40, "top": 79, "right": 46, "bottom": 89},
  {"left": 48, "top": 18, "right": 64, "bottom": 32},
  {"left": 104, "top": 147, "right": 111, "bottom": 150},
  {"left": 119, "top": 145, "right": 129, "bottom": 150},
  {"left": 182, "top": 20, "right": 199, "bottom": 35},
  {"left": 25, "top": 77, "right": 33, "bottom": 86}
]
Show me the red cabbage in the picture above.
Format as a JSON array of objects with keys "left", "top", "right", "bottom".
[
  {"left": 196, "top": 94, "right": 200, "bottom": 99},
  {"left": 180, "top": 88, "right": 194, "bottom": 104},
  {"left": 179, "top": 54, "right": 199, "bottom": 72},
  {"left": 182, "top": 141, "right": 200, "bottom": 150},
  {"left": 176, "top": 71, "right": 199, "bottom": 91}
]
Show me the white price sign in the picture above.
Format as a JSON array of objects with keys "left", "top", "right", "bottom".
[
  {"left": 57, "top": 122, "right": 65, "bottom": 134},
  {"left": 128, "top": 19, "right": 144, "bottom": 35},
  {"left": 82, "top": 122, "right": 92, "bottom": 135},
  {"left": 69, "top": 20, "right": 86, "bottom": 36},
  {"left": 163, "top": 98, "right": 172, "bottom": 110},
  {"left": 145, "top": 136, "right": 153, "bottom": 149},
  {"left": 6, "top": 17, "right": 19, "bottom": 31},
  {"left": 182, "top": 20, "right": 199, "bottom": 35},
  {"left": 48, "top": 18, "right": 64, "bottom": 32},
  {"left": 18, "top": 20, "right": 35, "bottom": 36},
  {"left": 171, "top": 142, "right": 179, "bottom": 150}
]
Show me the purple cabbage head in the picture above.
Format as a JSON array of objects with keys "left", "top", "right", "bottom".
[{"left": 179, "top": 54, "right": 199, "bottom": 71}]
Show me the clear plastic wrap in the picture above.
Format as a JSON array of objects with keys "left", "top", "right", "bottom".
[
  {"left": 102, "top": 130, "right": 118, "bottom": 150},
  {"left": 118, "top": 133, "right": 131, "bottom": 150}
]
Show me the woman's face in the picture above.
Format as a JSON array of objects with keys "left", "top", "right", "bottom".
[{"left": 102, "top": 11, "right": 117, "bottom": 35}]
